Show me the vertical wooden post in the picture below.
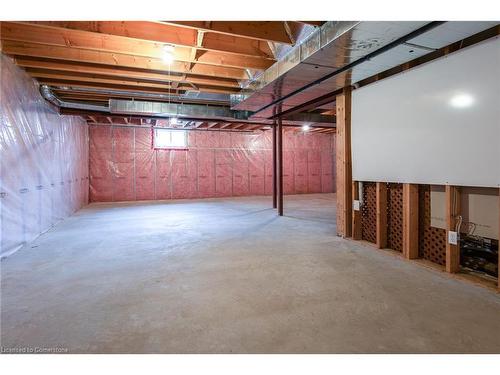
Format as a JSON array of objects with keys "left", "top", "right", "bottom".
[
  {"left": 403, "top": 183, "right": 419, "bottom": 259},
  {"left": 272, "top": 123, "right": 277, "bottom": 209},
  {"left": 376, "top": 182, "right": 388, "bottom": 249},
  {"left": 277, "top": 117, "right": 283, "bottom": 216},
  {"left": 335, "top": 87, "right": 352, "bottom": 237},
  {"left": 445, "top": 185, "right": 461, "bottom": 273},
  {"left": 352, "top": 181, "right": 362, "bottom": 240}
]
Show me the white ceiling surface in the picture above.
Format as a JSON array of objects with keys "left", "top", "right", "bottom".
[{"left": 351, "top": 36, "right": 500, "bottom": 188}]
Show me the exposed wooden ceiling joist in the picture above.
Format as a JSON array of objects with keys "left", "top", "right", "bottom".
[
  {"left": 0, "top": 20, "right": 331, "bottom": 123},
  {"left": 2, "top": 41, "right": 249, "bottom": 80},
  {"left": 161, "top": 21, "right": 293, "bottom": 44},
  {"left": 25, "top": 21, "right": 275, "bottom": 59},
  {"left": 1, "top": 22, "right": 274, "bottom": 70},
  {"left": 22, "top": 64, "right": 240, "bottom": 89}
]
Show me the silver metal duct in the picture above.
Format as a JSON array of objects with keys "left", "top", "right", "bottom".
[
  {"left": 40, "top": 85, "right": 108, "bottom": 112},
  {"left": 40, "top": 86, "right": 335, "bottom": 127},
  {"left": 50, "top": 86, "right": 232, "bottom": 105},
  {"left": 109, "top": 99, "right": 334, "bottom": 127},
  {"left": 232, "top": 21, "right": 498, "bottom": 119},
  {"left": 110, "top": 99, "right": 252, "bottom": 121}
]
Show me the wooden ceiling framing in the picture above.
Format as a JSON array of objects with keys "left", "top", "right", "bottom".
[
  {"left": 0, "top": 21, "right": 325, "bottom": 104},
  {"left": 81, "top": 114, "right": 335, "bottom": 134}
]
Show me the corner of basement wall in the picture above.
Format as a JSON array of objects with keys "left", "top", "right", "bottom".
[{"left": 0, "top": 53, "right": 90, "bottom": 258}]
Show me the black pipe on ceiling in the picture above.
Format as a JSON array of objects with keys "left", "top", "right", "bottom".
[{"left": 256, "top": 21, "right": 447, "bottom": 119}]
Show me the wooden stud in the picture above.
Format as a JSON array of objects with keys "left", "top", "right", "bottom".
[
  {"left": 352, "top": 181, "right": 362, "bottom": 240},
  {"left": 445, "top": 185, "right": 461, "bottom": 273},
  {"left": 335, "top": 87, "right": 352, "bottom": 237},
  {"left": 376, "top": 182, "right": 388, "bottom": 249},
  {"left": 402, "top": 183, "right": 419, "bottom": 259}
]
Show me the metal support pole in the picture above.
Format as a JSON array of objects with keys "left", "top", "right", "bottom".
[
  {"left": 277, "top": 117, "right": 284, "bottom": 216},
  {"left": 272, "top": 123, "right": 277, "bottom": 209}
]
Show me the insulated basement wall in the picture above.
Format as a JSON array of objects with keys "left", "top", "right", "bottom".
[
  {"left": 89, "top": 126, "right": 335, "bottom": 202},
  {"left": 0, "top": 54, "right": 89, "bottom": 258}
]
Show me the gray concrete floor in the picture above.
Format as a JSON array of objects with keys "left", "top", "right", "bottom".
[{"left": 1, "top": 193, "right": 499, "bottom": 353}]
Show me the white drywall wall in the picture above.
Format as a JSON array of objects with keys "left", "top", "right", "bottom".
[{"left": 352, "top": 37, "right": 500, "bottom": 187}]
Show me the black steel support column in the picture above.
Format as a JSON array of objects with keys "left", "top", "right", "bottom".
[
  {"left": 272, "top": 123, "right": 277, "bottom": 209},
  {"left": 277, "top": 117, "right": 283, "bottom": 216}
]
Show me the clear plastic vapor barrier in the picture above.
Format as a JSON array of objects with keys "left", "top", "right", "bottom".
[{"left": 0, "top": 55, "right": 89, "bottom": 257}]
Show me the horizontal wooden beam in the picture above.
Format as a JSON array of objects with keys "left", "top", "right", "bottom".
[
  {"left": 1, "top": 22, "right": 274, "bottom": 70},
  {"left": 2, "top": 41, "right": 248, "bottom": 80},
  {"left": 21, "top": 63, "right": 240, "bottom": 89},
  {"left": 26, "top": 21, "right": 275, "bottom": 59},
  {"left": 162, "top": 21, "right": 293, "bottom": 44},
  {"left": 32, "top": 71, "right": 241, "bottom": 94},
  {"left": 296, "top": 21, "right": 324, "bottom": 27}
]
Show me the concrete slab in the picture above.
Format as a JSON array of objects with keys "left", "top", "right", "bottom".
[{"left": 1, "top": 194, "right": 499, "bottom": 353}]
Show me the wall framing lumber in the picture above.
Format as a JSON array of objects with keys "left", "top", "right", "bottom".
[
  {"left": 335, "top": 87, "right": 352, "bottom": 237},
  {"left": 445, "top": 185, "right": 461, "bottom": 273},
  {"left": 352, "top": 181, "right": 362, "bottom": 240},
  {"left": 403, "top": 183, "right": 419, "bottom": 259},
  {"left": 376, "top": 182, "right": 388, "bottom": 249}
]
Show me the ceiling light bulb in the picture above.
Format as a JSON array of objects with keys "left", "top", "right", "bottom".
[
  {"left": 450, "top": 93, "right": 474, "bottom": 108},
  {"left": 302, "top": 124, "right": 311, "bottom": 131},
  {"left": 170, "top": 117, "right": 178, "bottom": 125},
  {"left": 163, "top": 45, "right": 175, "bottom": 64}
]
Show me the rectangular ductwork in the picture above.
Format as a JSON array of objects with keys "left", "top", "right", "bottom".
[
  {"left": 109, "top": 99, "right": 335, "bottom": 127},
  {"left": 232, "top": 21, "right": 499, "bottom": 120}
]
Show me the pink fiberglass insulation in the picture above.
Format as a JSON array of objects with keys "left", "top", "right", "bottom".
[
  {"left": 0, "top": 55, "right": 89, "bottom": 257},
  {"left": 89, "top": 125, "right": 335, "bottom": 202}
]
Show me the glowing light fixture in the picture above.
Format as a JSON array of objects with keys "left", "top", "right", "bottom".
[
  {"left": 302, "top": 124, "right": 311, "bottom": 131},
  {"left": 163, "top": 45, "right": 175, "bottom": 64},
  {"left": 449, "top": 93, "right": 474, "bottom": 108},
  {"left": 170, "top": 117, "right": 179, "bottom": 126}
]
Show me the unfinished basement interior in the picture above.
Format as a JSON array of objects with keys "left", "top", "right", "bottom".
[{"left": 0, "top": 19, "right": 499, "bottom": 355}]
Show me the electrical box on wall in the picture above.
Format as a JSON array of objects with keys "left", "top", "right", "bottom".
[
  {"left": 353, "top": 200, "right": 361, "bottom": 211},
  {"left": 448, "top": 231, "right": 458, "bottom": 245}
]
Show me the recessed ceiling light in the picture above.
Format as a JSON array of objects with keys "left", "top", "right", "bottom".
[
  {"left": 450, "top": 93, "right": 474, "bottom": 108},
  {"left": 302, "top": 124, "right": 311, "bottom": 131},
  {"left": 163, "top": 45, "right": 175, "bottom": 64}
]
